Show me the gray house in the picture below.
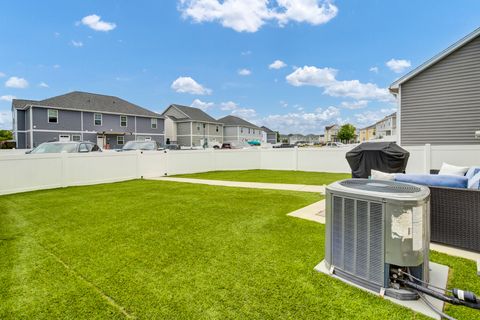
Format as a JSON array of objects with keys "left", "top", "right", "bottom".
[
  {"left": 12, "top": 91, "right": 164, "bottom": 149},
  {"left": 162, "top": 104, "right": 223, "bottom": 147},
  {"left": 217, "top": 115, "right": 263, "bottom": 144},
  {"left": 261, "top": 126, "right": 277, "bottom": 144},
  {"left": 390, "top": 27, "right": 480, "bottom": 146}
]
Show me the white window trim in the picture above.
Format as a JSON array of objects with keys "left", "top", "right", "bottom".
[
  {"left": 48, "top": 109, "right": 58, "bottom": 123},
  {"left": 59, "top": 134, "right": 70, "bottom": 142},
  {"left": 94, "top": 113, "right": 102, "bottom": 126},
  {"left": 71, "top": 134, "right": 81, "bottom": 142},
  {"left": 117, "top": 136, "right": 125, "bottom": 145},
  {"left": 120, "top": 115, "right": 128, "bottom": 127},
  {"left": 151, "top": 118, "right": 157, "bottom": 129}
]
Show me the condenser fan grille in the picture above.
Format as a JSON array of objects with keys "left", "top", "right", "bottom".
[{"left": 339, "top": 179, "right": 421, "bottom": 194}]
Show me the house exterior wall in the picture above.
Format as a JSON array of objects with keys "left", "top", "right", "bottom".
[
  {"left": 266, "top": 132, "right": 277, "bottom": 143},
  {"left": 224, "top": 126, "right": 263, "bottom": 143},
  {"left": 359, "top": 127, "right": 375, "bottom": 142},
  {"left": 17, "top": 132, "right": 26, "bottom": 149},
  {"left": 135, "top": 116, "right": 164, "bottom": 135},
  {"left": 177, "top": 122, "right": 191, "bottom": 136},
  {"left": 33, "top": 107, "right": 81, "bottom": 131},
  {"left": 400, "top": 35, "right": 480, "bottom": 145},
  {"left": 163, "top": 106, "right": 188, "bottom": 119},
  {"left": 82, "top": 112, "right": 135, "bottom": 133},
  {"left": 16, "top": 110, "right": 26, "bottom": 131},
  {"left": 177, "top": 136, "right": 191, "bottom": 147}
]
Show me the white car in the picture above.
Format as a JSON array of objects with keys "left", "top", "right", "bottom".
[{"left": 325, "top": 142, "right": 346, "bottom": 148}]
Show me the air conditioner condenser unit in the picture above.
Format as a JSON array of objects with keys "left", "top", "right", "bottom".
[{"left": 324, "top": 179, "right": 430, "bottom": 300}]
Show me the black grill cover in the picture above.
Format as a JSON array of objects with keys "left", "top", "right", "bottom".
[{"left": 345, "top": 142, "right": 410, "bottom": 178}]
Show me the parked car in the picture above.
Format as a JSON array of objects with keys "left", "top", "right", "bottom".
[
  {"left": 164, "top": 144, "right": 181, "bottom": 150},
  {"left": 119, "top": 141, "right": 161, "bottom": 151},
  {"left": 325, "top": 142, "right": 346, "bottom": 148},
  {"left": 27, "top": 141, "right": 102, "bottom": 154},
  {"left": 221, "top": 143, "right": 232, "bottom": 149},
  {"left": 273, "top": 143, "right": 294, "bottom": 148}
]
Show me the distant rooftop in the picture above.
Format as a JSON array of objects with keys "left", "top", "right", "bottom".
[
  {"left": 164, "top": 104, "right": 221, "bottom": 123},
  {"left": 12, "top": 91, "right": 161, "bottom": 118},
  {"left": 217, "top": 115, "right": 260, "bottom": 129}
]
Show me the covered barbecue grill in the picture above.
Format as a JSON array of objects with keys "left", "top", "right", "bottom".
[{"left": 346, "top": 142, "right": 410, "bottom": 178}]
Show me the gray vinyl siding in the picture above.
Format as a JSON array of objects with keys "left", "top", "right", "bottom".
[
  {"left": 83, "top": 112, "right": 135, "bottom": 133},
  {"left": 33, "top": 107, "right": 81, "bottom": 131},
  {"left": 401, "top": 35, "right": 480, "bottom": 145},
  {"left": 267, "top": 132, "right": 277, "bottom": 143},
  {"left": 17, "top": 132, "right": 26, "bottom": 149},
  {"left": 16, "top": 110, "right": 26, "bottom": 130},
  {"left": 177, "top": 122, "right": 191, "bottom": 135},
  {"left": 32, "top": 131, "right": 83, "bottom": 147},
  {"left": 25, "top": 109, "right": 30, "bottom": 130},
  {"left": 136, "top": 116, "right": 164, "bottom": 134},
  {"left": 177, "top": 136, "right": 191, "bottom": 147}
]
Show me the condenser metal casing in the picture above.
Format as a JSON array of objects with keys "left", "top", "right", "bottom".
[{"left": 325, "top": 179, "right": 430, "bottom": 298}]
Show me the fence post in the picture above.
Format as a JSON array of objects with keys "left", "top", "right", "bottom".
[
  {"left": 424, "top": 143, "right": 431, "bottom": 174},
  {"left": 136, "top": 150, "right": 142, "bottom": 179},
  {"left": 293, "top": 146, "right": 299, "bottom": 171},
  {"left": 61, "top": 152, "right": 68, "bottom": 187}
]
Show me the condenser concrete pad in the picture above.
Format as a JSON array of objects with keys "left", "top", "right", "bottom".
[{"left": 315, "top": 260, "right": 449, "bottom": 320}]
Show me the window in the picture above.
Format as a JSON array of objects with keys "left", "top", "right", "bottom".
[
  {"left": 48, "top": 109, "right": 58, "bottom": 123},
  {"left": 59, "top": 134, "right": 70, "bottom": 142},
  {"left": 117, "top": 136, "right": 125, "bottom": 145},
  {"left": 197, "top": 125, "right": 201, "bottom": 131},
  {"left": 94, "top": 113, "right": 102, "bottom": 126},
  {"left": 248, "top": 128, "right": 251, "bottom": 134},
  {"left": 72, "top": 134, "right": 81, "bottom": 142},
  {"left": 120, "top": 115, "right": 127, "bottom": 127},
  {"left": 79, "top": 144, "right": 89, "bottom": 152},
  {"left": 151, "top": 118, "right": 157, "bottom": 129},
  {"left": 216, "top": 126, "right": 219, "bottom": 132},
  {"left": 240, "top": 127, "right": 244, "bottom": 133},
  {"left": 253, "top": 129, "right": 255, "bottom": 134}
]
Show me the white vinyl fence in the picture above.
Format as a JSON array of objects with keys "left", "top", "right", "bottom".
[{"left": 1, "top": 144, "right": 479, "bottom": 195}]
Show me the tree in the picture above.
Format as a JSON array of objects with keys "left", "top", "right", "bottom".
[
  {"left": 337, "top": 124, "right": 356, "bottom": 143},
  {"left": 0, "top": 130, "right": 13, "bottom": 141}
]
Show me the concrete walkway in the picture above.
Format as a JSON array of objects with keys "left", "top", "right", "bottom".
[{"left": 150, "top": 176, "right": 325, "bottom": 193}]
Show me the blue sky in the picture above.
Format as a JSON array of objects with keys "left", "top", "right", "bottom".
[{"left": 1, "top": 1, "right": 479, "bottom": 133}]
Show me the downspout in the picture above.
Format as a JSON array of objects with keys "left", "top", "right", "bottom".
[{"left": 29, "top": 106, "right": 33, "bottom": 148}]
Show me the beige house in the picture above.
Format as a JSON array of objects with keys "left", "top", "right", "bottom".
[
  {"left": 359, "top": 125, "right": 376, "bottom": 142},
  {"left": 325, "top": 124, "right": 339, "bottom": 142}
]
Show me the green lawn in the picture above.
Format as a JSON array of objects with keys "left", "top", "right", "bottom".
[
  {"left": 1, "top": 180, "right": 478, "bottom": 319},
  {"left": 175, "top": 169, "right": 351, "bottom": 185}
]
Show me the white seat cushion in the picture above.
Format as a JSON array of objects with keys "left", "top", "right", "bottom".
[{"left": 438, "top": 163, "right": 469, "bottom": 176}]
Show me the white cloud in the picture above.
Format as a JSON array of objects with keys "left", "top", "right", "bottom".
[
  {"left": 354, "top": 107, "right": 396, "bottom": 127},
  {"left": 232, "top": 107, "right": 257, "bottom": 119},
  {"left": 5, "top": 76, "right": 28, "bottom": 89},
  {"left": 261, "top": 106, "right": 340, "bottom": 134},
  {"left": 71, "top": 40, "right": 83, "bottom": 47},
  {"left": 241, "top": 50, "right": 252, "bottom": 55},
  {"left": 179, "top": 0, "right": 338, "bottom": 33},
  {"left": 386, "top": 58, "right": 411, "bottom": 73},
  {"left": 269, "top": 59, "right": 287, "bottom": 69},
  {"left": 39, "top": 82, "right": 49, "bottom": 88},
  {"left": 0, "top": 95, "right": 16, "bottom": 102},
  {"left": 286, "top": 65, "right": 392, "bottom": 101},
  {"left": 54, "top": 32, "right": 60, "bottom": 37},
  {"left": 81, "top": 14, "right": 116, "bottom": 32},
  {"left": 191, "top": 98, "right": 214, "bottom": 111},
  {"left": 0, "top": 72, "right": 5, "bottom": 77},
  {"left": 0, "top": 111, "right": 12, "bottom": 129},
  {"left": 340, "top": 100, "right": 368, "bottom": 110},
  {"left": 238, "top": 68, "right": 251, "bottom": 76},
  {"left": 220, "top": 101, "right": 238, "bottom": 111},
  {"left": 369, "top": 66, "right": 378, "bottom": 73},
  {"left": 53, "top": 64, "right": 61, "bottom": 69},
  {"left": 171, "top": 76, "right": 212, "bottom": 95}
]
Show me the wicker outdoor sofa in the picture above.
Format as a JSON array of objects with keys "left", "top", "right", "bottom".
[{"left": 429, "top": 169, "right": 480, "bottom": 252}]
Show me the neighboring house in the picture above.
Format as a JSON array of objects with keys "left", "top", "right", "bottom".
[
  {"left": 12, "top": 91, "right": 164, "bottom": 149},
  {"left": 287, "top": 134, "right": 306, "bottom": 144},
  {"left": 375, "top": 112, "right": 397, "bottom": 139},
  {"left": 359, "top": 125, "right": 376, "bottom": 142},
  {"left": 319, "top": 134, "right": 325, "bottom": 144},
  {"left": 218, "top": 115, "right": 263, "bottom": 144},
  {"left": 325, "top": 124, "right": 339, "bottom": 142},
  {"left": 390, "top": 27, "right": 480, "bottom": 146},
  {"left": 305, "top": 134, "right": 323, "bottom": 144},
  {"left": 261, "top": 126, "right": 277, "bottom": 144},
  {"left": 162, "top": 104, "right": 223, "bottom": 147},
  {"left": 279, "top": 134, "right": 290, "bottom": 143}
]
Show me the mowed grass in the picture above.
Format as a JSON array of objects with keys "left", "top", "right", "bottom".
[
  {"left": 175, "top": 169, "right": 351, "bottom": 185},
  {"left": 0, "top": 180, "right": 478, "bottom": 319}
]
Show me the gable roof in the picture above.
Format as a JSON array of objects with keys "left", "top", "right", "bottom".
[
  {"left": 325, "top": 124, "right": 338, "bottom": 131},
  {"left": 12, "top": 91, "right": 161, "bottom": 117},
  {"left": 217, "top": 115, "right": 261, "bottom": 129},
  {"left": 163, "top": 104, "right": 221, "bottom": 123},
  {"left": 261, "top": 126, "right": 275, "bottom": 133},
  {"left": 389, "top": 27, "right": 480, "bottom": 92}
]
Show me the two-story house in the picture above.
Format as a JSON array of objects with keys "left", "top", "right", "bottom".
[
  {"left": 218, "top": 115, "right": 264, "bottom": 145},
  {"left": 325, "top": 124, "right": 339, "bottom": 142},
  {"left": 12, "top": 91, "right": 164, "bottom": 149},
  {"left": 261, "top": 126, "right": 277, "bottom": 144},
  {"left": 359, "top": 124, "right": 376, "bottom": 142},
  {"left": 162, "top": 104, "right": 223, "bottom": 147},
  {"left": 375, "top": 112, "right": 397, "bottom": 140}
]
